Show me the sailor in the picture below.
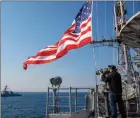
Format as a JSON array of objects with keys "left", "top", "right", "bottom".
[{"left": 101, "top": 65, "right": 126, "bottom": 118}]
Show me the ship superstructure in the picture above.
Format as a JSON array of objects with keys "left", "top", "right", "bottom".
[{"left": 1, "top": 85, "right": 22, "bottom": 97}]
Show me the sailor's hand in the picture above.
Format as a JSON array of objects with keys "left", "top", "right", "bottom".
[
  {"left": 100, "top": 73, "right": 103, "bottom": 79},
  {"left": 100, "top": 73, "right": 103, "bottom": 76}
]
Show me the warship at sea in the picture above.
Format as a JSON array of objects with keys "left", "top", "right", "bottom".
[{"left": 1, "top": 85, "right": 22, "bottom": 97}]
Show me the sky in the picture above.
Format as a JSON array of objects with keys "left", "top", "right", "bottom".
[{"left": 1, "top": 1, "right": 140, "bottom": 92}]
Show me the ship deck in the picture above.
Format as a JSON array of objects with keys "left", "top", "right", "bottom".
[
  {"left": 48, "top": 110, "right": 140, "bottom": 118},
  {"left": 47, "top": 87, "right": 140, "bottom": 118}
]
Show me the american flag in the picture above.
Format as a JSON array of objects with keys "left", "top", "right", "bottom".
[{"left": 23, "top": 1, "right": 93, "bottom": 70}]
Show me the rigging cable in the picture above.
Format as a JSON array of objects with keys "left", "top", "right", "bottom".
[
  {"left": 104, "top": 1, "right": 108, "bottom": 66},
  {"left": 132, "top": 1, "right": 137, "bottom": 70},
  {"left": 95, "top": 1, "right": 100, "bottom": 116},
  {"left": 105, "top": 1, "right": 106, "bottom": 38},
  {"left": 91, "top": 0, "right": 98, "bottom": 93},
  {"left": 112, "top": 1, "right": 115, "bottom": 65},
  {"left": 91, "top": 1, "right": 99, "bottom": 87},
  {"left": 95, "top": 1, "right": 99, "bottom": 86},
  {"left": 133, "top": 1, "right": 135, "bottom": 15},
  {"left": 91, "top": 1, "right": 99, "bottom": 116}
]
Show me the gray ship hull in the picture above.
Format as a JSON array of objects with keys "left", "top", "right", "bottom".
[{"left": 1, "top": 94, "right": 22, "bottom": 97}]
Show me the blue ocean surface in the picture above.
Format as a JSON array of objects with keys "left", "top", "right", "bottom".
[{"left": 2, "top": 92, "right": 87, "bottom": 118}]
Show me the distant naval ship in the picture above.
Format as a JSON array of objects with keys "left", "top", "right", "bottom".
[{"left": 1, "top": 85, "right": 22, "bottom": 97}]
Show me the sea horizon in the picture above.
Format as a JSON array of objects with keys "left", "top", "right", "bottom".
[{"left": 2, "top": 92, "right": 87, "bottom": 118}]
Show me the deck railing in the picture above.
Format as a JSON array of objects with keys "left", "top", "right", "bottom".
[
  {"left": 46, "top": 87, "right": 94, "bottom": 117},
  {"left": 46, "top": 85, "right": 140, "bottom": 118}
]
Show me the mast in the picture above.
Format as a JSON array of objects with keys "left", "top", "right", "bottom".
[
  {"left": 4, "top": 85, "right": 8, "bottom": 92},
  {"left": 114, "top": 1, "right": 134, "bottom": 83},
  {"left": 114, "top": 0, "right": 140, "bottom": 113}
]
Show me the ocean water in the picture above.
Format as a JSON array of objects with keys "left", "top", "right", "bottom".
[{"left": 2, "top": 92, "right": 87, "bottom": 118}]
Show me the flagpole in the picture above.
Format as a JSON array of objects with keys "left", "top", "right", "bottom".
[{"left": 91, "top": 1, "right": 98, "bottom": 118}]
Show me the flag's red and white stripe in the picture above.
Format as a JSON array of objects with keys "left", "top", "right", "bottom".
[{"left": 23, "top": 15, "right": 92, "bottom": 70}]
